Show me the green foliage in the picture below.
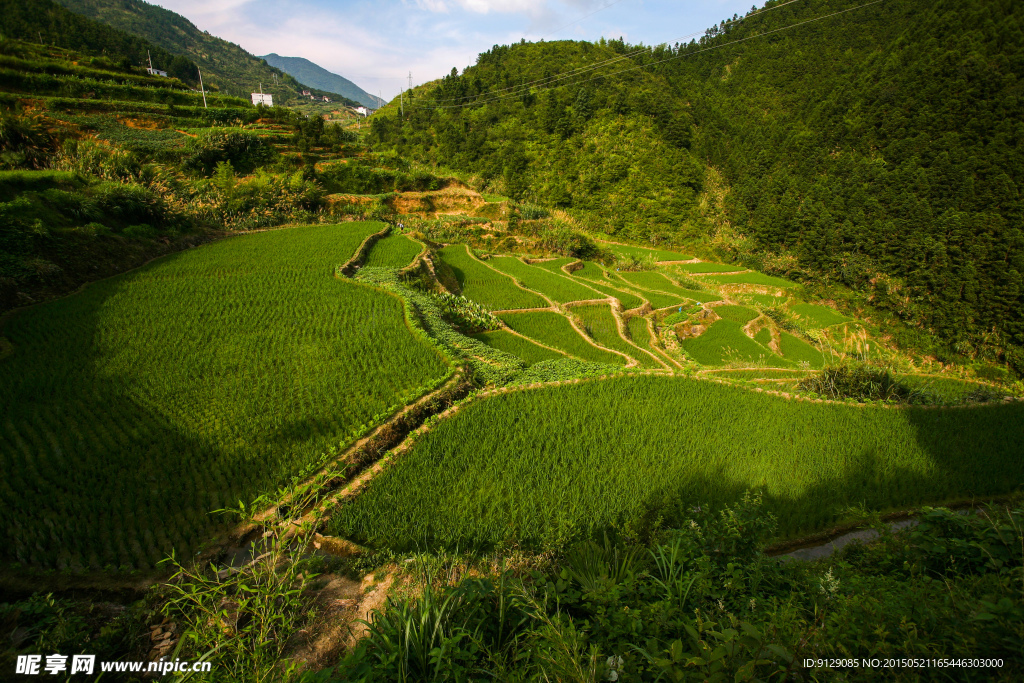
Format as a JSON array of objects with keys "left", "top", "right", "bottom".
[
  {"left": 51, "top": 0, "right": 323, "bottom": 103},
  {"left": 329, "top": 375, "right": 1024, "bottom": 550},
  {"left": 318, "top": 159, "right": 445, "bottom": 194},
  {"left": 500, "top": 311, "right": 625, "bottom": 366},
  {"left": 798, "top": 362, "right": 923, "bottom": 403},
  {"left": 0, "top": 223, "right": 452, "bottom": 569},
  {"left": 430, "top": 291, "right": 502, "bottom": 333},
  {"left": 536, "top": 227, "right": 600, "bottom": 259},
  {"left": 331, "top": 496, "right": 1024, "bottom": 682},
  {"left": 183, "top": 130, "right": 275, "bottom": 176},
  {"left": 0, "top": 0, "right": 198, "bottom": 84},
  {"left": 0, "top": 111, "right": 61, "bottom": 169},
  {"left": 675, "top": 261, "right": 743, "bottom": 273}
]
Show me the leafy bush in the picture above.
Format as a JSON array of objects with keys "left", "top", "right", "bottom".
[
  {"left": 0, "top": 111, "right": 60, "bottom": 169},
  {"left": 183, "top": 130, "right": 276, "bottom": 176},
  {"left": 798, "top": 363, "right": 923, "bottom": 403}
]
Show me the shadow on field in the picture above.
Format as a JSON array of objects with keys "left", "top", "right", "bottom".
[{"left": 0, "top": 257, "right": 248, "bottom": 573}]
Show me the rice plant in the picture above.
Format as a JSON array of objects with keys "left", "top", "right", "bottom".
[
  {"left": 487, "top": 257, "right": 604, "bottom": 304},
  {"left": 438, "top": 245, "right": 547, "bottom": 310},
  {"left": 470, "top": 330, "right": 566, "bottom": 366},
  {"left": 0, "top": 223, "right": 451, "bottom": 570},
  {"left": 681, "top": 320, "right": 787, "bottom": 367},
  {"left": 363, "top": 233, "right": 422, "bottom": 268},
  {"left": 499, "top": 311, "right": 625, "bottom": 366},
  {"left": 572, "top": 304, "right": 660, "bottom": 368},
  {"left": 329, "top": 375, "right": 1024, "bottom": 550}
]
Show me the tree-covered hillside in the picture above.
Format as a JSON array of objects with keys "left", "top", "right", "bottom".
[
  {"left": 0, "top": 0, "right": 197, "bottom": 83},
  {"left": 51, "top": 0, "right": 358, "bottom": 106},
  {"left": 369, "top": 0, "right": 1024, "bottom": 373}
]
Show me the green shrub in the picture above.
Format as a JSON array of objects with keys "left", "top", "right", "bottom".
[
  {"left": 183, "top": 130, "right": 275, "bottom": 176},
  {"left": 798, "top": 363, "right": 923, "bottom": 403}
]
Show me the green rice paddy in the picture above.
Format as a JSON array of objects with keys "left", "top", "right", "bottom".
[
  {"left": 681, "top": 320, "right": 784, "bottom": 366},
  {"left": 604, "top": 243, "right": 693, "bottom": 261},
  {"left": 0, "top": 223, "right": 451, "bottom": 570},
  {"left": 363, "top": 233, "right": 422, "bottom": 268},
  {"left": 439, "top": 245, "right": 548, "bottom": 310},
  {"left": 778, "top": 331, "right": 828, "bottom": 368},
  {"left": 487, "top": 257, "right": 604, "bottom": 304},
  {"left": 572, "top": 304, "right": 660, "bottom": 368},
  {"left": 789, "top": 303, "right": 852, "bottom": 328},
  {"left": 329, "top": 375, "right": 1024, "bottom": 549},
  {"left": 469, "top": 329, "right": 565, "bottom": 365},
  {"left": 703, "top": 272, "right": 798, "bottom": 288},
  {"left": 499, "top": 311, "right": 625, "bottom": 365},
  {"left": 674, "top": 262, "right": 745, "bottom": 273},
  {"left": 712, "top": 305, "right": 760, "bottom": 325}
]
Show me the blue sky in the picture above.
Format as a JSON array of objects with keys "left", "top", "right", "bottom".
[{"left": 153, "top": 0, "right": 763, "bottom": 99}]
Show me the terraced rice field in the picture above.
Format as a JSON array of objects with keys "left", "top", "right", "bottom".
[
  {"left": 0, "top": 223, "right": 451, "bottom": 570},
  {"left": 499, "top": 311, "right": 625, "bottom": 365},
  {"left": 363, "top": 233, "right": 422, "bottom": 268},
  {"left": 530, "top": 257, "right": 577, "bottom": 274},
  {"left": 778, "top": 331, "right": 829, "bottom": 368},
  {"left": 789, "top": 303, "right": 852, "bottom": 328},
  {"left": 615, "top": 271, "right": 719, "bottom": 304},
  {"left": 675, "top": 262, "right": 745, "bottom": 273},
  {"left": 604, "top": 243, "right": 693, "bottom": 261},
  {"left": 681, "top": 320, "right": 784, "bottom": 366},
  {"left": 703, "top": 272, "right": 798, "bottom": 288},
  {"left": 742, "top": 293, "right": 791, "bottom": 307},
  {"left": 713, "top": 305, "right": 760, "bottom": 325},
  {"left": 487, "top": 257, "right": 604, "bottom": 304},
  {"left": 470, "top": 329, "right": 565, "bottom": 365},
  {"left": 572, "top": 305, "right": 660, "bottom": 368},
  {"left": 329, "top": 375, "right": 1024, "bottom": 549},
  {"left": 439, "top": 245, "right": 548, "bottom": 310}
]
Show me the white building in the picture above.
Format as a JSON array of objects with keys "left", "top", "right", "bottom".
[
  {"left": 251, "top": 93, "right": 274, "bottom": 107},
  {"left": 146, "top": 67, "right": 168, "bottom": 77},
  {"left": 355, "top": 106, "right": 369, "bottom": 116}
]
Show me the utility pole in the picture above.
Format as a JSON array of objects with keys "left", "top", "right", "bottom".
[
  {"left": 198, "top": 68, "right": 207, "bottom": 108},
  {"left": 400, "top": 89, "right": 403, "bottom": 118},
  {"left": 408, "top": 71, "right": 412, "bottom": 90},
  {"left": 147, "top": 50, "right": 153, "bottom": 72}
]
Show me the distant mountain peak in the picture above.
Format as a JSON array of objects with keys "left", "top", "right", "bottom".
[{"left": 260, "top": 54, "right": 384, "bottom": 109}]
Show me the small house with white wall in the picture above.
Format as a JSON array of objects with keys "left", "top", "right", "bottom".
[
  {"left": 251, "top": 93, "right": 273, "bottom": 106},
  {"left": 355, "top": 106, "right": 369, "bottom": 116}
]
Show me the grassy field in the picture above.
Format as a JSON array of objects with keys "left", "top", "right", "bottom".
[
  {"left": 789, "top": 303, "right": 852, "bottom": 328},
  {"left": 742, "top": 293, "right": 791, "bottom": 307},
  {"left": 572, "top": 305, "right": 661, "bottom": 368},
  {"left": 328, "top": 375, "right": 1024, "bottom": 549},
  {"left": 626, "top": 316, "right": 658, "bottom": 355},
  {"left": 681, "top": 320, "right": 784, "bottom": 366},
  {"left": 487, "top": 257, "right": 603, "bottom": 304},
  {"left": 439, "top": 245, "right": 548, "bottom": 310},
  {"left": 603, "top": 243, "right": 693, "bottom": 261},
  {"left": 499, "top": 311, "right": 625, "bottom": 365},
  {"left": 363, "top": 233, "right": 422, "bottom": 268},
  {"left": 0, "top": 223, "right": 451, "bottom": 570},
  {"left": 470, "top": 330, "right": 565, "bottom": 365}
]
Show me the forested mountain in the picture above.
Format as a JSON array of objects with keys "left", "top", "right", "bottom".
[
  {"left": 0, "top": 0, "right": 197, "bottom": 83},
  {"left": 51, "top": 0, "right": 356, "bottom": 105},
  {"left": 260, "top": 54, "right": 383, "bottom": 109},
  {"left": 369, "top": 0, "right": 1024, "bottom": 372}
]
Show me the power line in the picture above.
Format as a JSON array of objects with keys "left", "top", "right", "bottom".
[
  {"left": 422, "top": 0, "right": 805, "bottom": 106},
  {"left": 412, "top": 0, "right": 883, "bottom": 111}
]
